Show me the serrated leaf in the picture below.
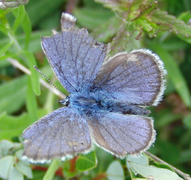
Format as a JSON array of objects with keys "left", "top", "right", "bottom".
[
  {"left": 0, "top": 0, "right": 28, "bottom": 9},
  {"left": 0, "top": 75, "right": 27, "bottom": 114},
  {"left": 134, "top": 1, "right": 158, "bottom": 18},
  {"left": 0, "top": 112, "right": 32, "bottom": 140},
  {"left": 106, "top": 160, "right": 124, "bottom": 180},
  {"left": 150, "top": 9, "right": 191, "bottom": 37},
  {"left": 76, "top": 151, "right": 97, "bottom": 171},
  {"left": 134, "top": 17, "right": 171, "bottom": 38}
]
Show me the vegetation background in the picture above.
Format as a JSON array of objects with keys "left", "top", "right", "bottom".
[{"left": 0, "top": 0, "right": 191, "bottom": 179}]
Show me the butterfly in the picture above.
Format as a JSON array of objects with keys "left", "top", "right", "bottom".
[{"left": 22, "top": 13, "right": 166, "bottom": 163}]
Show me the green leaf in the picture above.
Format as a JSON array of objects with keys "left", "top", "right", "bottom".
[
  {"left": 128, "top": 162, "right": 183, "bottom": 180},
  {"left": 22, "top": 12, "right": 31, "bottom": 50},
  {"left": 178, "top": 11, "right": 191, "bottom": 23},
  {"left": 0, "top": 156, "right": 14, "bottom": 179},
  {"left": 26, "top": 76, "right": 38, "bottom": 123},
  {"left": 0, "top": 41, "right": 13, "bottom": 57},
  {"left": 8, "top": 163, "right": 24, "bottom": 180},
  {"left": 15, "top": 150, "right": 30, "bottom": 166},
  {"left": 22, "top": 51, "right": 40, "bottom": 95},
  {"left": 127, "top": 155, "right": 149, "bottom": 166},
  {"left": 0, "top": 112, "right": 32, "bottom": 140},
  {"left": 0, "top": 75, "right": 27, "bottom": 114},
  {"left": 0, "top": 140, "right": 15, "bottom": 158},
  {"left": 126, "top": 155, "right": 183, "bottom": 180},
  {"left": 12, "top": 5, "right": 26, "bottom": 32},
  {"left": 106, "top": 160, "right": 124, "bottom": 180},
  {"left": 62, "top": 158, "right": 78, "bottom": 178},
  {"left": 153, "top": 46, "right": 191, "bottom": 107},
  {"left": 76, "top": 151, "right": 97, "bottom": 171},
  {"left": 126, "top": 155, "right": 149, "bottom": 175},
  {"left": 15, "top": 160, "right": 33, "bottom": 179},
  {"left": 150, "top": 9, "right": 191, "bottom": 37},
  {"left": 0, "top": 156, "right": 22, "bottom": 180}
]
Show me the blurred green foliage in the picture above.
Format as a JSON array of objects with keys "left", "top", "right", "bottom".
[{"left": 0, "top": 0, "right": 191, "bottom": 179}]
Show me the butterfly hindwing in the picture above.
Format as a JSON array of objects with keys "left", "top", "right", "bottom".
[
  {"left": 88, "top": 112, "right": 155, "bottom": 157},
  {"left": 22, "top": 107, "right": 91, "bottom": 163}
]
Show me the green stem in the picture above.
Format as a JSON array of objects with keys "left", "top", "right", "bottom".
[{"left": 43, "top": 159, "right": 61, "bottom": 180}]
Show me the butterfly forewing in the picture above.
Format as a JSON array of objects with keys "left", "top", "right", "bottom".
[
  {"left": 22, "top": 107, "right": 91, "bottom": 163},
  {"left": 41, "top": 14, "right": 107, "bottom": 93},
  {"left": 93, "top": 49, "right": 166, "bottom": 106}
]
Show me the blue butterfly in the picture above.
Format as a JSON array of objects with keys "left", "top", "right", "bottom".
[{"left": 22, "top": 13, "right": 166, "bottom": 163}]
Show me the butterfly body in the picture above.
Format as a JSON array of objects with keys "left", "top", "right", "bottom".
[{"left": 61, "top": 92, "right": 150, "bottom": 116}]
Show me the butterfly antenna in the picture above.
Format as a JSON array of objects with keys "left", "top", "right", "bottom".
[{"left": 33, "top": 65, "right": 65, "bottom": 97}]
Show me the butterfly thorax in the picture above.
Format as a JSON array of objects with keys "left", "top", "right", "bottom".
[{"left": 60, "top": 92, "right": 150, "bottom": 116}]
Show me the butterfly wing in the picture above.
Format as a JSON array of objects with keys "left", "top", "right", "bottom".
[
  {"left": 22, "top": 107, "right": 91, "bottom": 163},
  {"left": 93, "top": 49, "right": 166, "bottom": 106},
  {"left": 88, "top": 112, "right": 155, "bottom": 157},
  {"left": 41, "top": 13, "right": 107, "bottom": 93}
]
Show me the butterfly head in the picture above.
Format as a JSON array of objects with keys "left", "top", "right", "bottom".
[{"left": 59, "top": 95, "right": 70, "bottom": 106}]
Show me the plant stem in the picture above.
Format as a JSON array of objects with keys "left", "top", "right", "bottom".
[{"left": 43, "top": 159, "right": 61, "bottom": 180}]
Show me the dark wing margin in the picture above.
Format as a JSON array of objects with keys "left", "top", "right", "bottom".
[
  {"left": 22, "top": 107, "right": 91, "bottom": 163},
  {"left": 88, "top": 112, "right": 156, "bottom": 158},
  {"left": 93, "top": 49, "right": 166, "bottom": 106},
  {"left": 41, "top": 13, "right": 107, "bottom": 93}
]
